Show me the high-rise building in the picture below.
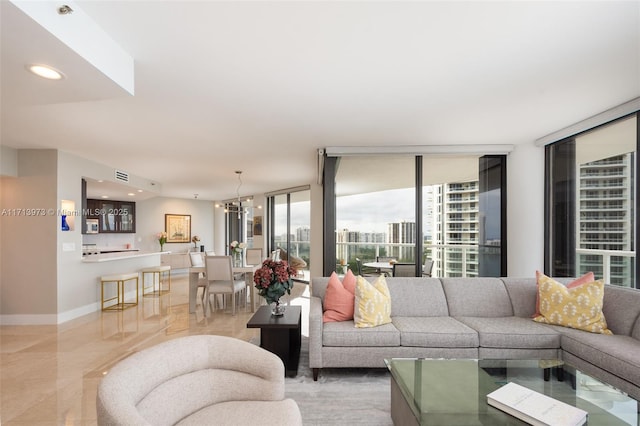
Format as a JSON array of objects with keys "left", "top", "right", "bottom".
[
  {"left": 577, "top": 153, "right": 634, "bottom": 286},
  {"left": 387, "top": 221, "right": 415, "bottom": 260},
  {"left": 431, "top": 181, "right": 479, "bottom": 277},
  {"left": 296, "top": 226, "right": 311, "bottom": 242}
]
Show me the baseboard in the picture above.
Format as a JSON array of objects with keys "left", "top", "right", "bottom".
[
  {"left": 57, "top": 302, "right": 100, "bottom": 324},
  {"left": 0, "top": 313, "right": 59, "bottom": 325},
  {"left": 0, "top": 302, "right": 100, "bottom": 325}
]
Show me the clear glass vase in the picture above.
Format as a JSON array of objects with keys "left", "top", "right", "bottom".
[{"left": 271, "top": 300, "right": 285, "bottom": 316}]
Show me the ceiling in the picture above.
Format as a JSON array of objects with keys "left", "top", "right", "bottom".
[{"left": 1, "top": 1, "right": 639, "bottom": 201}]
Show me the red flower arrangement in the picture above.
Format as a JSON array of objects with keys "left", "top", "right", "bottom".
[{"left": 253, "top": 259, "right": 297, "bottom": 305}]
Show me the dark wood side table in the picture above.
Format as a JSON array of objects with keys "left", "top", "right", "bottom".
[{"left": 247, "top": 305, "right": 301, "bottom": 377}]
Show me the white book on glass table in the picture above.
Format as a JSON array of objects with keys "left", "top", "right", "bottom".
[{"left": 487, "top": 382, "right": 588, "bottom": 426}]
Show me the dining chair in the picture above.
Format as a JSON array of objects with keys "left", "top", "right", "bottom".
[
  {"left": 189, "top": 252, "right": 204, "bottom": 267},
  {"left": 422, "top": 258, "right": 434, "bottom": 277},
  {"left": 189, "top": 252, "right": 208, "bottom": 307},
  {"left": 245, "top": 248, "right": 263, "bottom": 266},
  {"left": 355, "top": 258, "right": 377, "bottom": 277},
  {"left": 204, "top": 255, "right": 245, "bottom": 316},
  {"left": 271, "top": 249, "right": 281, "bottom": 261},
  {"left": 392, "top": 263, "right": 416, "bottom": 277}
]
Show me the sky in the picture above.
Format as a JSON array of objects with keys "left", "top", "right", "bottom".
[{"left": 336, "top": 188, "right": 416, "bottom": 233}]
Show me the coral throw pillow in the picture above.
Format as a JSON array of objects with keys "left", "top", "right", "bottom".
[
  {"left": 533, "top": 271, "right": 594, "bottom": 318},
  {"left": 322, "top": 270, "right": 357, "bottom": 322},
  {"left": 533, "top": 273, "right": 612, "bottom": 335},
  {"left": 354, "top": 275, "right": 392, "bottom": 328}
]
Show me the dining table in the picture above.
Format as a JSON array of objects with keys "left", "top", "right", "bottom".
[
  {"left": 188, "top": 263, "right": 261, "bottom": 314},
  {"left": 363, "top": 261, "right": 394, "bottom": 274}
]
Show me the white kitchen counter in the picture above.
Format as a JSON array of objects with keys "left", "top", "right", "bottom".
[{"left": 82, "top": 251, "right": 169, "bottom": 263}]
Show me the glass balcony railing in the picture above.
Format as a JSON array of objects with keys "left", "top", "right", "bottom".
[
  {"left": 335, "top": 243, "right": 634, "bottom": 285},
  {"left": 575, "top": 248, "right": 636, "bottom": 287},
  {"left": 336, "top": 241, "right": 497, "bottom": 278}
]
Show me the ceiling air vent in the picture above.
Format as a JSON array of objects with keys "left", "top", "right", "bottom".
[{"left": 115, "top": 170, "right": 129, "bottom": 183}]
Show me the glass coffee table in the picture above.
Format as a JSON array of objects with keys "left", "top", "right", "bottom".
[{"left": 385, "top": 358, "right": 638, "bottom": 425}]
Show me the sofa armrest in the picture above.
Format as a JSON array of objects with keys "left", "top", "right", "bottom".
[{"left": 309, "top": 296, "right": 324, "bottom": 369}]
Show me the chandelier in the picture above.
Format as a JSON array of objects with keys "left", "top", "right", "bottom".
[
  {"left": 215, "top": 171, "right": 262, "bottom": 217},
  {"left": 224, "top": 171, "right": 248, "bottom": 218}
]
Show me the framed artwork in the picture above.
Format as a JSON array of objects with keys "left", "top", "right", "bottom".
[
  {"left": 165, "top": 214, "right": 191, "bottom": 243},
  {"left": 253, "top": 215, "right": 263, "bottom": 236}
]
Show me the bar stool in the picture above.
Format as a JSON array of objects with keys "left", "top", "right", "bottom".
[
  {"left": 140, "top": 265, "right": 172, "bottom": 296},
  {"left": 101, "top": 272, "right": 139, "bottom": 311}
]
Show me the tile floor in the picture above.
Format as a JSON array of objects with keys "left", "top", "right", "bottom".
[{"left": 0, "top": 275, "right": 311, "bottom": 425}]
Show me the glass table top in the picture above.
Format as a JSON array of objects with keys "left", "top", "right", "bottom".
[{"left": 385, "top": 358, "right": 638, "bottom": 425}]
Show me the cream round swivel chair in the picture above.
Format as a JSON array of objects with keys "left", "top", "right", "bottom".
[{"left": 97, "top": 335, "right": 302, "bottom": 426}]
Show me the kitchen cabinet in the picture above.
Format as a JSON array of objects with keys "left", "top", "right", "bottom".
[
  {"left": 88, "top": 199, "right": 136, "bottom": 233},
  {"left": 85, "top": 199, "right": 101, "bottom": 219}
]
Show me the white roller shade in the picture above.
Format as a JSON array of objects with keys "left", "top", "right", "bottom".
[{"left": 576, "top": 115, "right": 636, "bottom": 166}]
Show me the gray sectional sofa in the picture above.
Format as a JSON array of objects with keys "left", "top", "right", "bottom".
[{"left": 309, "top": 276, "right": 640, "bottom": 400}]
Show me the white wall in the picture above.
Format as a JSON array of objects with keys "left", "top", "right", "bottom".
[
  {"left": 506, "top": 142, "right": 545, "bottom": 276},
  {"left": 136, "top": 196, "right": 215, "bottom": 254},
  {"left": 1, "top": 150, "right": 58, "bottom": 319}
]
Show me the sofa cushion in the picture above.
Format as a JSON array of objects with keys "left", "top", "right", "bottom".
[
  {"left": 533, "top": 274, "right": 611, "bottom": 335},
  {"left": 601, "top": 285, "right": 640, "bottom": 336},
  {"left": 533, "top": 271, "right": 594, "bottom": 318},
  {"left": 387, "top": 278, "right": 449, "bottom": 317},
  {"left": 501, "top": 277, "right": 538, "bottom": 318},
  {"left": 558, "top": 326, "right": 640, "bottom": 388},
  {"left": 633, "top": 315, "right": 640, "bottom": 341},
  {"left": 322, "top": 271, "right": 356, "bottom": 322},
  {"left": 456, "top": 316, "right": 561, "bottom": 349},
  {"left": 392, "top": 316, "right": 478, "bottom": 348},
  {"left": 441, "top": 278, "right": 514, "bottom": 317},
  {"left": 322, "top": 320, "right": 400, "bottom": 347},
  {"left": 354, "top": 275, "right": 392, "bottom": 328}
]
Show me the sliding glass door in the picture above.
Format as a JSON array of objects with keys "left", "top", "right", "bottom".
[
  {"left": 335, "top": 156, "right": 415, "bottom": 274},
  {"left": 267, "top": 188, "right": 311, "bottom": 282},
  {"left": 546, "top": 113, "right": 638, "bottom": 287},
  {"left": 330, "top": 154, "right": 506, "bottom": 277}
]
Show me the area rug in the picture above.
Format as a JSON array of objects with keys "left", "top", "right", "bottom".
[{"left": 284, "top": 338, "right": 392, "bottom": 425}]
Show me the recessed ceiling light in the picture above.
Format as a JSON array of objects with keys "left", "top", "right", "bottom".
[
  {"left": 27, "top": 64, "right": 64, "bottom": 80},
  {"left": 137, "top": 189, "right": 143, "bottom": 193},
  {"left": 101, "top": 195, "right": 109, "bottom": 199},
  {"left": 128, "top": 193, "right": 135, "bottom": 196}
]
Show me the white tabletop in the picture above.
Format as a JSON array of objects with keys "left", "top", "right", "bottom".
[{"left": 363, "top": 261, "right": 394, "bottom": 270}]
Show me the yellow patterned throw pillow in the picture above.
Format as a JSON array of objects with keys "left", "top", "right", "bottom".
[
  {"left": 533, "top": 273, "right": 612, "bottom": 335},
  {"left": 354, "top": 275, "right": 392, "bottom": 328}
]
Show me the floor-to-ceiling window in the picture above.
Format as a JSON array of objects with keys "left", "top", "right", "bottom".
[
  {"left": 424, "top": 155, "right": 506, "bottom": 278},
  {"left": 267, "top": 187, "right": 311, "bottom": 282},
  {"left": 335, "top": 156, "right": 415, "bottom": 274},
  {"left": 326, "top": 152, "right": 506, "bottom": 277},
  {"left": 546, "top": 113, "right": 638, "bottom": 287}
]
